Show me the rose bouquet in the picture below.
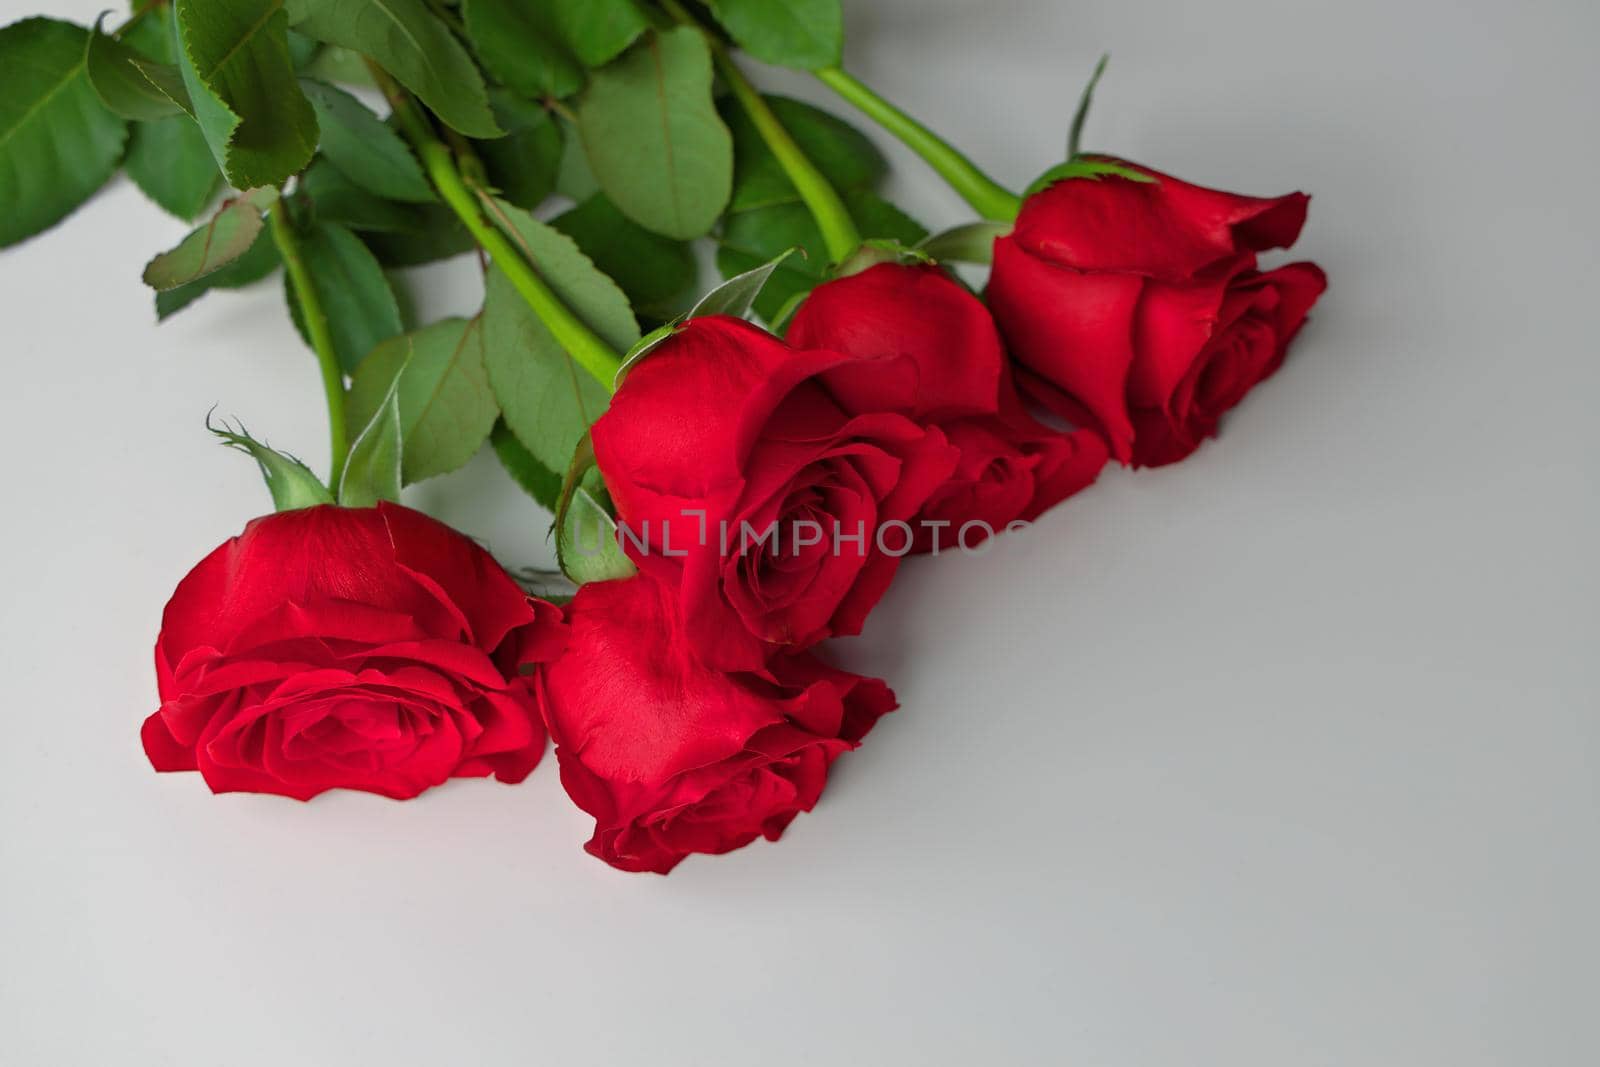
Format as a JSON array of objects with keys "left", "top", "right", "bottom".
[{"left": 0, "top": 0, "right": 1324, "bottom": 872}]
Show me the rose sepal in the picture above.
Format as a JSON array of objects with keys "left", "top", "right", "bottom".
[
  {"left": 831, "top": 238, "right": 933, "bottom": 279},
  {"left": 554, "top": 433, "right": 636, "bottom": 586},
  {"left": 336, "top": 375, "right": 403, "bottom": 507},
  {"left": 1022, "top": 156, "right": 1156, "bottom": 202},
  {"left": 207, "top": 414, "right": 334, "bottom": 513},
  {"left": 916, "top": 221, "right": 1013, "bottom": 266},
  {"left": 614, "top": 248, "right": 803, "bottom": 386},
  {"left": 690, "top": 247, "right": 801, "bottom": 320}
]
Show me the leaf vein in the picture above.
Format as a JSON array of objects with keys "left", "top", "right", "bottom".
[{"left": 201, "top": 0, "right": 287, "bottom": 82}]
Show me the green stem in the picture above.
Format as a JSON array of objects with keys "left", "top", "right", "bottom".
[
  {"left": 375, "top": 68, "right": 624, "bottom": 392},
  {"left": 815, "top": 66, "right": 1023, "bottom": 222},
  {"left": 662, "top": 0, "right": 862, "bottom": 264},
  {"left": 269, "top": 205, "right": 349, "bottom": 488}
]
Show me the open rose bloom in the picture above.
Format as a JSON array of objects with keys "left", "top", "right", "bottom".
[
  {"left": 544, "top": 575, "right": 897, "bottom": 874},
  {"left": 988, "top": 160, "right": 1327, "bottom": 466},
  {"left": 593, "top": 315, "right": 960, "bottom": 672},
  {"left": 789, "top": 262, "right": 1108, "bottom": 551},
  {"left": 142, "top": 504, "right": 565, "bottom": 800}
]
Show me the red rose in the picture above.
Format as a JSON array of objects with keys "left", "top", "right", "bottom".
[
  {"left": 141, "top": 503, "right": 565, "bottom": 801},
  {"left": 788, "top": 262, "right": 1107, "bottom": 551},
  {"left": 788, "top": 262, "right": 1005, "bottom": 421},
  {"left": 911, "top": 392, "right": 1106, "bottom": 552},
  {"left": 543, "top": 575, "right": 897, "bottom": 874},
  {"left": 593, "top": 315, "right": 958, "bottom": 670},
  {"left": 988, "top": 160, "right": 1328, "bottom": 466}
]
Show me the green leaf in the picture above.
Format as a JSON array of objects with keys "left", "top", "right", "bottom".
[
  {"left": 156, "top": 223, "right": 281, "bottom": 319},
  {"left": 285, "top": 0, "right": 499, "bottom": 138},
  {"left": 1023, "top": 156, "right": 1155, "bottom": 200},
  {"left": 85, "top": 15, "right": 188, "bottom": 121},
  {"left": 296, "top": 159, "right": 473, "bottom": 264},
  {"left": 174, "top": 0, "right": 319, "bottom": 190},
  {"left": 707, "top": 0, "right": 841, "bottom": 70},
  {"left": 476, "top": 92, "right": 563, "bottom": 210},
  {"left": 285, "top": 28, "right": 320, "bottom": 70},
  {"left": 576, "top": 27, "right": 733, "bottom": 240},
  {"left": 481, "top": 201, "right": 638, "bottom": 474},
  {"left": 691, "top": 248, "right": 797, "bottom": 320},
  {"left": 142, "top": 187, "right": 279, "bottom": 290},
  {"left": 301, "top": 80, "right": 435, "bottom": 203},
  {"left": 462, "top": 0, "right": 648, "bottom": 101},
  {"left": 117, "top": 5, "right": 199, "bottom": 117},
  {"left": 121, "top": 6, "right": 178, "bottom": 61},
  {"left": 363, "top": 214, "right": 476, "bottom": 267},
  {"left": 337, "top": 377, "right": 403, "bottom": 507},
  {"left": 916, "top": 220, "right": 1012, "bottom": 265},
  {"left": 128, "top": 56, "right": 196, "bottom": 115},
  {"left": 0, "top": 18, "right": 127, "bottom": 249},
  {"left": 287, "top": 219, "right": 404, "bottom": 373},
  {"left": 717, "top": 190, "right": 925, "bottom": 322},
  {"left": 491, "top": 420, "right": 561, "bottom": 512},
  {"left": 844, "top": 187, "right": 927, "bottom": 245},
  {"left": 298, "top": 157, "right": 419, "bottom": 232},
  {"left": 346, "top": 317, "right": 499, "bottom": 484},
  {"left": 554, "top": 0, "right": 651, "bottom": 68},
  {"left": 209, "top": 414, "right": 334, "bottom": 512},
  {"left": 125, "top": 114, "right": 223, "bottom": 220},
  {"left": 1068, "top": 53, "right": 1109, "bottom": 160},
  {"left": 554, "top": 436, "right": 635, "bottom": 585},
  {"left": 298, "top": 41, "right": 375, "bottom": 87},
  {"left": 725, "top": 94, "right": 884, "bottom": 212},
  {"left": 552, "top": 194, "right": 697, "bottom": 320},
  {"left": 463, "top": 0, "right": 584, "bottom": 101},
  {"left": 554, "top": 117, "right": 598, "bottom": 201}
]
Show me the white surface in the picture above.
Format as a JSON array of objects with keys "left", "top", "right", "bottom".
[{"left": 2, "top": 1, "right": 1597, "bottom": 1064}]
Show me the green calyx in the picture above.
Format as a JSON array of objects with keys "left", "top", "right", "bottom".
[
  {"left": 832, "top": 238, "right": 933, "bottom": 279},
  {"left": 1022, "top": 156, "right": 1155, "bottom": 201},
  {"left": 208, "top": 416, "right": 334, "bottom": 513}
]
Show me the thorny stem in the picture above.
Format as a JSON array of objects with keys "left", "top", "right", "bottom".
[
  {"left": 372, "top": 63, "right": 625, "bottom": 392},
  {"left": 268, "top": 205, "right": 350, "bottom": 487},
  {"left": 814, "top": 66, "right": 1023, "bottom": 222},
  {"left": 662, "top": 0, "right": 863, "bottom": 264}
]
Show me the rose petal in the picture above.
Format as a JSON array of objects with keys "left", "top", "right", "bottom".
[
  {"left": 1013, "top": 162, "right": 1310, "bottom": 278},
  {"left": 789, "top": 262, "right": 1005, "bottom": 419}
]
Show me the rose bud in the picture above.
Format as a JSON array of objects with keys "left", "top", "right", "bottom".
[
  {"left": 987, "top": 160, "right": 1328, "bottom": 467},
  {"left": 592, "top": 315, "right": 959, "bottom": 671},
  {"left": 141, "top": 503, "right": 566, "bottom": 801},
  {"left": 544, "top": 575, "right": 897, "bottom": 874},
  {"left": 788, "top": 262, "right": 1108, "bottom": 552}
]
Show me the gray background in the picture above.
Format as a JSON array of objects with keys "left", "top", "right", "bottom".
[{"left": 2, "top": 0, "right": 1596, "bottom": 1063}]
